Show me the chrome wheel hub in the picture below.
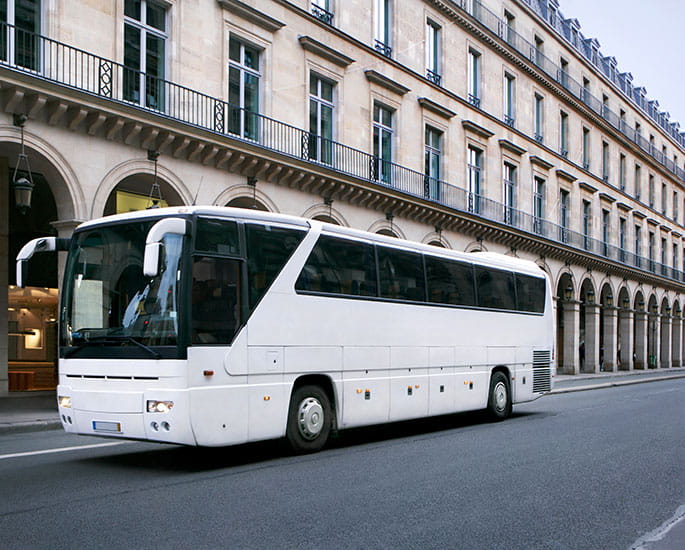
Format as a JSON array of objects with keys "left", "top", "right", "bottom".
[
  {"left": 297, "top": 397, "right": 324, "bottom": 440},
  {"left": 494, "top": 381, "right": 508, "bottom": 412}
]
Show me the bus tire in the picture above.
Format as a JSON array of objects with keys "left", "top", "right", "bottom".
[
  {"left": 286, "top": 385, "right": 332, "bottom": 453},
  {"left": 487, "top": 371, "right": 512, "bottom": 421}
]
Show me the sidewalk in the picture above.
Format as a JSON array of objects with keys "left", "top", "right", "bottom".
[{"left": 1, "top": 367, "right": 685, "bottom": 435}]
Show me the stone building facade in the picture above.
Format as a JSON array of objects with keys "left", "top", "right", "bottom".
[{"left": 1, "top": 0, "right": 684, "bottom": 393}]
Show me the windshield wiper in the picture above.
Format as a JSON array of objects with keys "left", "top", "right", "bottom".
[{"left": 64, "top": 336, "right": 161, "bottom": 359}]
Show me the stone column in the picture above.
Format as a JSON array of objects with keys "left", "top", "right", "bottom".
[
  {"left": 584, "top": 303, "right": 601, "bottom": 373},
  {"left": 672, "top": 315, "right": 682, "bottom": 368},
  {"left": 660, "top": 314, "right": 672, "bottom": 368},
  {"left": 648, "top": 312, "right": 660, "bottom": 368},
  {"left": 634, "top": 310, "right": 648, "bottom": 370},
  {"left": 0, "top": 157, "right": 8, "bottom": 394},
  {"left": 619, "top": 308, "right": 634, "bottom": 371},
  {"left": 562, "top": 300, "right": 580, "bottom": 374},
  {"left": 602, "top": 306, "right": 618, "bottom": 372}
]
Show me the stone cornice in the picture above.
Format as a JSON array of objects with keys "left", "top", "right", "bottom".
[
  {"left": 364, "top": 70, "right": 410, "bottom": 95},
  {"left": 632, "top": 210, "right": 647, "bottom": 220},
  {"left": 298, "top": 36, "right": 355, "bottom": 67},
  {"left": 578, "top": 181, "right": 598, "bottom": 194},
  {"left": 599, "top": 192, "right": 617, "bottom": 203},
  {"left": 418, "top": 97, "right": 456, "bottom": 119},
  {"left": 617, "top": 202, "right": 633, "bottom": 212},
  {"left": 462, "top": 119, "right": 494, "bottom": 138},
  {"left": 530, "top": 155, "right": 554, "bottom": 171},
  {"left": 217, "top": 0, "right": 285, "bottom": 32},
  {"left": 555, "top": 168, "right": 577, "bottom": 182},
  {"left": 498, "top": 139, "right": 526, "bottom": 156}
]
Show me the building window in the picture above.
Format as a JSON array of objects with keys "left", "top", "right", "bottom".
[
  {"left": 602, "top": 209, "right": 610, "bottom": 256},
  {"left": 468, "top": 48, "right": 481, "bottom": 107},
  {"left": 582, "top": 127, "right": 590, "bottom": 170},
  {"left": 559, "top": 189, "right": 569, "bottom": 243},
  {"left": 503, "top": 163, "right": 517, "bottom": 226},
  {"left": 582, "top": 77, "right": 590, "bottom": 104},
  {"left": 534, "top": 35, "right": 544, "bottom": 66},
  {"left": 559, "top": 57, "right": 569, "bottom": 88},
  {"left": 308, "top": 74, "right": 334, "bottom": 164},
  {"left": 582, "top": 200, "right": 591, "bottom": 250},
  {"left": 635, "top": 226, "right": 641, "bottom": 267},
  {"left": 229, "top": 36, "right": 260, "bottom": 140},
  {"left": 602, "top": 94, "right": 609, "bottom": 119},
  {"left": 503, "top": 72, "right": 515, "bottom": 127},
  {"left": 674, "top": 191, "right": 678, "bottom": 223},
  {"left": 648, "top": 232, "right": 655, "bottom": 271},
  {"left": 648, "top": 174, "right": 655, "bottom": 208},
  {"left": 661, "top": 237, "right": 667, "bottom": 274},
  {"left": 426, "top": 20, "right": 441, "bottom": 85},
  {"left": 311, "top": 0, "right": 333, "bottom": 25},
  {"left": 534, "top": 94, "right": 544, "bottom": 142},
  {"left": 533, "top": 176, "right": 545, "bottom": 235},
  {"left": 0, "top": 0, "right": 41, "bottom": 70},
  {"left": 619, "top": 154, "right": 626, "bottom": 191},
  {"left": 124, "top": 0, "right": 167, "bottom": 110},
  {"left": 424, "top": 126, "right": 442, "bottom": 200},
  {"left": 602, "top": 141, "right": 609, "bottom": 182},
  {"left": 619, "top": 218, "right": 626, "bottom": 262},
  {"left": 559, "top": 111, "right": 568, "bottom": 157},
  {"left": 504, "top": 10, "right": 515, "bottom": 44},
  {"left": 634, "top": 164, "right": 641, "bottom": 200},
  {"left": 373, "top": 103, "right": 393, "bottom": 183},
  {"left": 467, "top": 145, "right": 482, "bottom": 213},
  {"left": 374, "top": 0, "right": 392, "bottom": 57}
]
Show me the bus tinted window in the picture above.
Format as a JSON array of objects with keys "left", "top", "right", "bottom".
[
  {"left": 475, "top": 266, "right": 516, "bottom": 310},
  {"left": 425, "top": 257, "right": 476, "bottom": 307},
  {"left": 515, "top": 274, "right": 546, "bottom": 313},
  {"left": 195, "top": 218, "right": 239, "bottom": 255},
  {"left": 246, "top": 224, "right": 305, "bottom": 310},
  {"left": 296, "top": 236, "right": 377, "bottom": 297},
  {"left": 377, "top": 247, "right": 426, "bottom": 302}
]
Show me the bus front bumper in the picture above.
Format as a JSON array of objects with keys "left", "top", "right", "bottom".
[{"left": 57, "top": 385, "right": 197, "bottom": 446}]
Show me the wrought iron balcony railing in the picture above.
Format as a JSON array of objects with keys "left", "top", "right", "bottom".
[
  {"left": 311, "top": 5, "right": 334, "bottom": 26},
  {"left": 1, "top": 21, "right": 683, "bottom": 284}
]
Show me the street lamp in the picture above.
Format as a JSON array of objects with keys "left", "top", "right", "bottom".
[
  {"left": 587, "top": 288, "right": 595, "bottom": 304},
  {"left": 606, "top": 292, "right": 613, "bottom": 307},
  {"left": 11, "top": 114, "right": 35, "bottom": 214},
  {"left": 564, "top": 285, "right": 573, "bottom": 301}
]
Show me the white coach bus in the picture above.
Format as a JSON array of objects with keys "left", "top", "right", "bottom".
[{"left": 17, "top": 206, "right": 554, "bottom": 452}]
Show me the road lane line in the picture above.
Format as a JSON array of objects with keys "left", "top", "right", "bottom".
[{"left": 0, "top": 441, "right": 131, "bottom": 461}]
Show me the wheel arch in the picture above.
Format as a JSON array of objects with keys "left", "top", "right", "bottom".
[{"left": 291, "top": 374, "right": 339, "bottom": 431}]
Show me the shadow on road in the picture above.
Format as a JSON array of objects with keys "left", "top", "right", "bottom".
[{"left": 75, "top": 409, "right": 544, "bottom": 473}]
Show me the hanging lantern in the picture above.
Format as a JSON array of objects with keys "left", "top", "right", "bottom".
[{"left": 12, "top": 114, "right": 35, "bottom": 214}]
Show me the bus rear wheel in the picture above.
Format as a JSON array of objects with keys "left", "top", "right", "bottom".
[
  {"left": 286, "top": 385, "right": 332, "bottom": 453},
  {"left": 487, "top": 371, "right": 512, "bottom": 420}
]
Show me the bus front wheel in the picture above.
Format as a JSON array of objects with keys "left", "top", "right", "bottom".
[
  {"left": 487, "top": 371, "right": 512, "bottom": 420},
  {"left": 286, "top": 385, "right": 332, "bottom": 453}
]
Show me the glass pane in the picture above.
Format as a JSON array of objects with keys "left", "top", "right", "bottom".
[
  {"left": 426, "top": 257, "right": 476, "bottom": 306},
  {"left": 377, "top": 247, "right": 426, "bottom": 302},
  {"left": 15, "top": 0, "right": 40, "bottom": 69},
  {"left": 195, "top": 218, "right": 239, "bottom": 255},
  {"left": 515, "top": 274, "right": 545, "bottom": 313},
  {"left": 192, "top": 257, "right": 241, "bottom": 344},
  {"left": 145, "top": 34, "right": 164, "bottom": 79},
  {"left": 229, "top": 36, "right": 240, "bottom": 63},
  {"left": 320, "top": 79, "right": 333, "bottom": 102},
  {"left": 123, "top": 24, "right": 141, "bottom": 102},
  {"left": 0, "top": 0, "right": 7, "bottom": 62},
  {"left": 125, "top": 0, "right": 141, "bottom": 20},
  {"left": 243, "top": 43, "right": 259, "bottom": 70},
  {"left": 146, "top": 1, "right": 165, "bottom": 31},
  {"left": 296, "top": 236, "right": 377, "bottom": 297},
  {"left": 475, "top": 267, "right": 516, "bottom": 310},
  {"left": 246, "top": 224, "right": 306, "bottom": 310}
]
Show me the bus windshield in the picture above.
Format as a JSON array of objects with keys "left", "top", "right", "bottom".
[{"left": 61, "top": 220, "right": 184, "bottom": 356}]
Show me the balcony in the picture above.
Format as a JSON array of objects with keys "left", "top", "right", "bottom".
[
  {"left": 373, "top": 40, "right": 392, "bottom": 58},
  {"left": 1, "top": 22, "right": 683, "bottom": 284},
  {"left": 426, "top": 69, "right": 442, "bottom": 86},
  {"left": 311, "top": 5, "right": 333, "bottom": 26}
]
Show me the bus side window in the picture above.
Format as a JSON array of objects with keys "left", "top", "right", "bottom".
[{"left": 191, "top": 256, "right": 241, "bottom": 344}]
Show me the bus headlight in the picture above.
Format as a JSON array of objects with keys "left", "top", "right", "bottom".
[
  {"left": 147, "top": 400, "right": 174, "bottom": 413},
  {"left": 58, "top": 395, "right": 72, "bottom": 408}
]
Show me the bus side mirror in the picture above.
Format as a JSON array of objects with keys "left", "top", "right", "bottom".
[
  {"left": 143, "top": 218, "right": 189, "bottom": 277},
  {"left": 16, "top": 237, "right": 70, "bottom": 288}
]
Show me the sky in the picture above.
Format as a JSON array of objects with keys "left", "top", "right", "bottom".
[{"left": 557, "top": 0, "right": 685, "bottom": 130}]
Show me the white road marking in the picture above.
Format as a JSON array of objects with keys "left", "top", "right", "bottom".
[
  {"left": 630, "top": 505, "right": 685, "bottom": 549},
  {"left": 0, "top": 441, "right": 131, "bottom": 461}
]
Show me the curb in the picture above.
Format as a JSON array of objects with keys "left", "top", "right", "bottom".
[
  {"left": 550, "top": 374, "right": 685, "bottom": 395},
  {"left": 0, "top": 419, "right": 62, "bottom": 435}
]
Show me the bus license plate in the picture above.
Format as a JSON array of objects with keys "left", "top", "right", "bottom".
[{"left": 92, "top": 421, "right": 122, "bottom": 433}]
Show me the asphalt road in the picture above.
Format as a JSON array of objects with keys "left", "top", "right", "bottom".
[{"left": 0, "top": 380, "right": 683, "bottom": 550}]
